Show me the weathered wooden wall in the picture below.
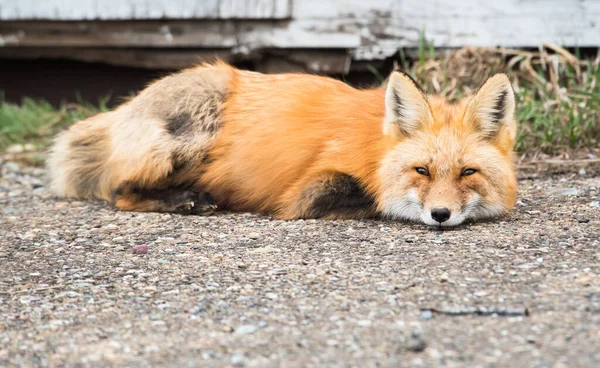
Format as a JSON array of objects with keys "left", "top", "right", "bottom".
[
  {"left": 0, "top": 0, "right": 598, "bottom": 73},
  {"left": 0, "top": 0, "right": 292, "bottom": 20}
]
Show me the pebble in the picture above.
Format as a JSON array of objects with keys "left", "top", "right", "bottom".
[
  {"left": 6, "top": 144, "right": 24, "bottom": 154},
  {"left": 235, "top": 325, "right": 258, "bottom": 335},
  {"left": 406, "top": 332, "right": 427, "bottom": 352},
  {"left": 4, "top": 162, "right": 20, "bottom": 173},
  {"left": 590, "top": 201, "right": 600, "bottom": 208},
  {"left": 163, "top": 249, "right": 176, "bottom": 254},
  {"left": 189, "top": 305, "right": 205, "bottom": 314},
  {"left": 230, "top": 353, "right": 245, "bottom": 366},
  {"left": 420, "top": 310, "right": 433, "bottom": 320},
  {"left": 265, "top": 292, "right": 279, "bottom": 301},
  {"left": 546, "top": 188, "right": 581, "bottom": 196},
  {"left": 23, "top": 143, "right": 36, "bottom": 151},
  {"left": 248, "top": 232, "right": 260, "bottom": 240},
  {"left": 357, "top": 319, "right": 372, "bottom": 327},
  {"left": 440, "top": 273, "right": 449, "bottom": 282},
  {"left": 132, "top": 244, "right": 149, "bottom": 254}
]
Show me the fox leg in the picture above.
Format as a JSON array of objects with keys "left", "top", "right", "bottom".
[
  {"left": 112, "top": 182, "right": 217, "bottom": 215},
  {"left": 280, "top": 171, "right": 378, "bottom": 220}
]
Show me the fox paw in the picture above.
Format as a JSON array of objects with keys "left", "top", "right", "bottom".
[{"left": 175, "top": 192, "right": 217, "bottom": 216}]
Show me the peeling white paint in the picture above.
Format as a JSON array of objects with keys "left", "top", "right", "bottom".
[
  {"left": 0, "top": 0, "right": 291, "bottom": 20},
  {"left": 0, "top": 0, "right": 598, "bottom": 62}
]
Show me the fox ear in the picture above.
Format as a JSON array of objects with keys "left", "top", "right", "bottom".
[
  {"left": 383, "top": 71, "right": 433, "bottom": 137},
  {"left": 466, "top": 74, "right": 516, "bottom": 143}
]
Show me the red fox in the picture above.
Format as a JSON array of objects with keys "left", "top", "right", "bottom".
[{"left": 48, "top": 61, "right": 517, "bottom": 227}]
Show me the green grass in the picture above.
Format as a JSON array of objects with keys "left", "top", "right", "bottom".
[{"left": 0, "top": 93, "right": 109, "bottom": 152}]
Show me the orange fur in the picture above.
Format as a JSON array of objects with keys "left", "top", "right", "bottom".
[
  {"left": 201, "top": 70, "right": 389, "bottom": 218},
  {"left": 48, "top": 62, "right": 518, "bottom": 226}
]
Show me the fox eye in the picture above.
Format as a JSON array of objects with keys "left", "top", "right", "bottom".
[
  {"left": 461, "top": 168, "right": 477, "bottom": 176},
  {"left": 415, "top": 167, "right": 430, "bottom": 176}
]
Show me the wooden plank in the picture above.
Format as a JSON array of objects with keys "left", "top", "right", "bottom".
[
  {"left": 0, "top": 47, "right": 232, "bottom": 69},
  {"left": 0, "top": 20, "right": 361, "bottom": 48},
  {"left": 0, "top": 21, "right": 240, "bottom": 48},
  {"left": 0, "top": 0, "right": 292, "bottom": 20},
  {"left": 0, "top": 47, "right": 351, "bottom": 73}
]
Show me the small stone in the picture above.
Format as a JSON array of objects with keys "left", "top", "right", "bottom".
[
  {"left": 163, "top": 248, "right": 176, "bottom": 254},
  {"left": 3, "top": 162, "right": 20, "bottom": 173},
  {"left": 579, "top": 168, "right": 587, "bottom": 176},
  {"left": 420, "top": 310, "right": 433, "bottom": 320},
  {"left": 201, "top": 352, "right": 215, "bottom": 360},
  {"left": 157, "top": 259, "right": 169, "bottom": 265},
  {"left": 265, "top": 292, "right": 279, "bottom": 301},
  {"left": 357, "top": 319, "right": 372, "bottom": 327},
  {"left": 590, "top": 201, "right": 600, "bottom": 208},
  {"left": 248, "top": 232, "right": 260, "bottom": 240},
  {"left": 406, "top": 332, "right": 427, "bottom": 352},
  {"left": 189, "top": 305, "right": 205, "bottom": 314},
  {"left": 23, "top": 143, "right": 36, "bottom": 152},
  {"left": 230, "top": 353, "right": 245, "bottom": 366},
  {"left": 439, "top": 273, "right": 449, "bottom": 282},
  {"left": 526, "top": 335, "right": 537, "bottom": 344},
  {"left": 132, "top": 244, "right": 148, "bottom": 254},
  {"left": 269, "top": 268, "right": 287, "bottom": 276},
  {"left": 235, "top": 325, "right": 258, "bottom": 335},
  {"left": 6, "top": 145, "right": 24, "bottom": 154},
  {"left": 546, "top": 188, "right": 581, "bottom": 196}
]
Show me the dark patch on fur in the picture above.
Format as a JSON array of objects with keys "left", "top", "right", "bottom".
[
  {"left": 111, "top": 181, "right": 131, "bottom": 204},
  {"left": 165, "top": 94, "right": 223, "bottom": 138},
  {"left": 169, "top": 152, "right": 213, "bottom": 179},
  {"left": 170, "top": 152, "right": 188, "bottom": 174},
  {"left": 203, "top": 104, "right": 221, "bottom": 134},
  {"left": 393, "top": 91, "right": 404, "bottom": 120},
  {"left": 304, "top": 173, "right": 376, "bottom": 218},
  {"left": 166, "top": 112, "right": 194, "bottom": 137},
  {"left": 392, "top": 91, "right": 412, "bottom": 136},
  {"left": 112, "top": 181, "right": 216, "bottom": 215},
  {"left": 70, "top": 136, "right": 94, "bottom": 148},
  {"left": 491, "top": 89, "right": 508, "bottom": 126}
]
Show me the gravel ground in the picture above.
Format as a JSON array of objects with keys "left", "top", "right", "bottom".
[{"left": 1, "top": 159, "right": 599, "bottom": 367}]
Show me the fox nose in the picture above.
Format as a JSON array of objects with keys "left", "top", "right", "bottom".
[{"left": 431, "top": 208, "right": 451, "bottom": 223}]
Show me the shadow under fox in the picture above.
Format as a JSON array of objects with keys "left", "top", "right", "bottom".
[{"left": 48, "top": 61, "right": 517, "bottom": 226}]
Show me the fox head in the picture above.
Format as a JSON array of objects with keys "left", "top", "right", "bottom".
[{"left": 377, "top": 71, "right": 517, "bottom": 227}]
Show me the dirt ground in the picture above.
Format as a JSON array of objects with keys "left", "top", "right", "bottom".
[{"left": 1, "top": 159, "right": 599, "bottom": 367}]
